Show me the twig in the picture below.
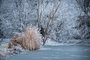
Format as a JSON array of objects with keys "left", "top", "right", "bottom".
[
  {"left": 37, "top": 0, "right": 43, "bottom": 30},
  {"left": 43, "top": 3, "right": 60, "bottom": 45}
]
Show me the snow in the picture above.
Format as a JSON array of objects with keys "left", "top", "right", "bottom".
[
  {"left": 0, "top": 43, "right": 8, "bottom": 56},
  {"left": 45, "top": 39, "right": 62, "bottom": 46}
]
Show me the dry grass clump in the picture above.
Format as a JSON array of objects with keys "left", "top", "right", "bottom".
[{"left": 8, "top": 26, "right": 42, "bottom": 51}]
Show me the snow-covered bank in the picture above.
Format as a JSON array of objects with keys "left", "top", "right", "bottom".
[
  {"left": 0, "top": 38, "right": 90, "bottom": 47},
  {"left": 45, "top": 39, "right": 90, "bottom": 46},
  {"left": 0, "top": 43, "right": 8, "bottom": 56},
  {"left": 0, "top": 38, "right": 11, "bottom": 43},
  {"left": 45, "top": 39, "right": 63, "bottom": 46}
]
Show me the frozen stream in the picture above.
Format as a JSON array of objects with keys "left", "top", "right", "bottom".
[
  {"left": 1, "top": 45, "right": 89, "bottom": 60},
  {"left": 0, "top": 39, "right": 90, "bottom": 60}
]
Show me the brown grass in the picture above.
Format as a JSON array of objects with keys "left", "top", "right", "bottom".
[{"left": 8, "top": 26, "right": 42, "bottom": 50}]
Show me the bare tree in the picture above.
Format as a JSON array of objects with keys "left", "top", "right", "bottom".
[
  {"left": 16, "top": 0, "right": 24, "bottom": 32},
  {"left": 43, "top": 3, "right": 60, "bottom": 45},
  {"left": 37, "top": 0, "right": 43, "bottom": 30},
  {"left": 37, "top": 0, "right": 60, "bottom": 45}
]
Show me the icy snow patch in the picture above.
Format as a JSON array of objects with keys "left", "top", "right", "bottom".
[{"left": 45, "top": 39, "right": 63, "bottom": 46}]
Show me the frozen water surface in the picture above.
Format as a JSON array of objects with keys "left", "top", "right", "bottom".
[
  {"left": 0, "top": 39, "right": 90, "bottom": 60},
  {"left": 3, "top": 45, "right": 90, "bottom": 60}
]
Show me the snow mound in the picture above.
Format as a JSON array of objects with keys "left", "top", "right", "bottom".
[{"left": 45, "top": 39, "right": 63, "bottom": 46}]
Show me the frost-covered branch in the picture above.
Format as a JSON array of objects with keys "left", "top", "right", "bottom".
[
  {"left": 37, "top": 0, "right": 43, "bottom": 30},
  {"left": 43, "top": 3, "right": 60, "bottom": 45}
]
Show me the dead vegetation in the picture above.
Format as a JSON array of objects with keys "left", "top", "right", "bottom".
[
  {"left": 37, "top": 0, "right": 60, "bottom": 45},
  {"left": 8, "top": 26, "right": 42, "bottom": 51}
]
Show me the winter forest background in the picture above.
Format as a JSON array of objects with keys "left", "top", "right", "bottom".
[{"left": 0, "top": 0, "right": 90, "bottom": 43}]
